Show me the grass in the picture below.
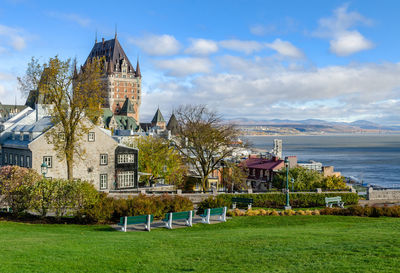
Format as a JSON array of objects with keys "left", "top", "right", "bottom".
[{"left": 1, "top": 216, "right": 400, "bottom": 272}]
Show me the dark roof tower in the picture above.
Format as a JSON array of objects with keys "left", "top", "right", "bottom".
[
  {"left": 119, "top": 97, "right": 135, "bottom": 116},
  {"left": 136, "top": 58, "right": 141, "bottom": 78},
  {"left": 167, "top": 113, "right": 179, "bottom": 135}
]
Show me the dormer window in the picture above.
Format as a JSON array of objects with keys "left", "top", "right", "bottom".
[
  {"left": 20, "top": 132, "right": 23, "bottom": 141},
  {"left": 29, "top": 133, "right": 33, "bottom": 141}
]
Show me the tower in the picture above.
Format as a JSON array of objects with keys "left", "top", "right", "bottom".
[
  {"left": 272, "top": 139, "right": 282, "bottom": 159},
  {"left": 85, "top": 36, "right": 142, "bottom": 123}
]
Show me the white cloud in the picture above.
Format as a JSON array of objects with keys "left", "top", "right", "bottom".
[
  {"left": 313, "top": 4, "right": 374, "bottom": 56},
  {"left": 141, "top": 56, "right": 400, "bottom": 124},
  {"left": 265, "top": 39, "right": 304, "bottom": 58},
  {"left": 129, "top": 34, "right": 181, "bottom": 56},
  {"left": 155, "top": 57, "right": 212, "bottom": 77},
  {"left": 46, "top": 11, "right": 91, "bottom": 27},
  {"left": 219, "top": 39, "right": 263, "bottom": 54},
  {"left": 0, "top": 24, "right": 27, "bottom": 52},
  {"left": 185, "top": 39, "right": 218, "bottom": 55},
  {"left": 250, "top": 24, "right": 276, "bottom": 36},
  {"left": 329, "top": 31, "right": 373, "bottom": 56}
]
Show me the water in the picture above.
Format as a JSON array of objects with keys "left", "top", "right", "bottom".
[{"left": 245, "top": 135, "right": 400, "bottom": 188}]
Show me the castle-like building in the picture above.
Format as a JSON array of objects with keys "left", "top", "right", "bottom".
[{"left": 86, "top": 34, "right": 142, "bottom": 124}]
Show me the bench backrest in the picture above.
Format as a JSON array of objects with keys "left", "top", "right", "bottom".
[
  {"left": 164, "top": 211, "right": 194, "bottom": 221},
  {"left": 232, "top": 197, "right": 253, "bottom": 204},
  {"left": 325, "top": 196, "right": 342, "bottom": 203},
  {"left": 209, "top": 207, "right": 224, "bottom": 215},
  {"left": 119, "top": 215, "right": 154, "bottom": 225}
]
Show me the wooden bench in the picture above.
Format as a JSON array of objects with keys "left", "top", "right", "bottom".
[
  {"left": 200, "top": 207, "right": 227, "bottom": 224},
  {"left": 117, "top": 215, "right": 154, "bottom": 232},
  {"left": 232, "top": 197, "right": 253, "bottom": 210},
  {"left": 162, "top": 211, "right": 194, "bottom": 229},
  {"left": 325, "top": 196, "right": 344, "bottom": 208}
]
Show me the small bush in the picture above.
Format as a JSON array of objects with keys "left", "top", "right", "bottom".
[{"left": 197, "top": 196, "right": 229, "bottom": 215}]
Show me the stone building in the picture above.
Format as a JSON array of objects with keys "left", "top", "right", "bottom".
[
  {"left": 86, "top": 35, "right": 142, "bottom": 124},
  {"left": 0, "top": 105, "right": 139, "bottom": 191}
]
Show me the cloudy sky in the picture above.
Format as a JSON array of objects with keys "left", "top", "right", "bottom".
[{"left": 1, "top": 0, "right": 400, "bottom": 125}]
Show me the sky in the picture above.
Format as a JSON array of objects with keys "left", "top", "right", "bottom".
[{"left": 0, "top": 0, "right": 400, "bottom": 125}]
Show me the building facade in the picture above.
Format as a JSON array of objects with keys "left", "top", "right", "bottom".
[{"left": 86, "top": 35, "right": 142, "bottom": 124}]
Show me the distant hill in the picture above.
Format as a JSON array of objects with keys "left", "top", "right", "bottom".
[{"left": 226, "top": 118, "right": 400, "bottom": 134}]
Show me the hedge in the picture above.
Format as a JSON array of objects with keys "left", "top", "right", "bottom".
[{"left": 199, "top": 193, "right": 358, "bottom": 210}]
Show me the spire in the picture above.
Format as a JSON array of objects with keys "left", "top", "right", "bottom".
[
  {"left": 95, "top": 30, "right": 97, "bottom": 43},
  {"left": 115, "top": 24, "right": 117, "bottom": 39},
  {"left": 136, "top": 57, "right": 141, "bottom": 77},
  {"left": 151, "top": 107, "right": 165, "bottom": 124}
]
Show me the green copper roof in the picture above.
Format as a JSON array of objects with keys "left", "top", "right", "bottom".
[
  {"left": 151, "top": 108, "right": 165, "bottom": 124},
  {"left": 119, "top": 97, "right": 135, "bottom": 115},
  {"left": 114, "top": 115, "right": 138, "bottom": 130}
]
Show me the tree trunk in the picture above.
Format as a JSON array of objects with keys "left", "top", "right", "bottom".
[
  {"left": 67, "top": 157, "right": 73, "bottom": 180},
  {"left": 201, "top": 176, "right": 208, "bottom": 193}
]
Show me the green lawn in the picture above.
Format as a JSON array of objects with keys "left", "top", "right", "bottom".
[{"left": 0, "top": 216, "right": 399, "bottom": 272}]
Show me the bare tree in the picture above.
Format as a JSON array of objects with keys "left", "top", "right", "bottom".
[
  {"left": 17, "top": 57, "right": 43, "bottom": 98},
  {"left": 173, "top": 105, "right": 244, "bottom": 192}
]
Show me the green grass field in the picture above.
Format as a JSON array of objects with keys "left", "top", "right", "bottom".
[{"left": 0, "top": 216, "right": 399, "bottom": 272}]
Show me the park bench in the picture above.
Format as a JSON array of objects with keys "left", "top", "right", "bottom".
[
  {"left": 162, "top": 210, "right": 194, "bottom": 229},
  {"left": 0, "top": 207, "right": 12, "bottom": 213},
  {"left": 117, "top": 215, "right": 154, "bottom": 232},
  {"left": 325, "top": 196, "right": 344, "bottom": 208},
  {"left": 200, "top": 207, "right": 227, "bottom": 224},
  {"left": 232, "top": 197, "right": 253, "bottom": 210}
]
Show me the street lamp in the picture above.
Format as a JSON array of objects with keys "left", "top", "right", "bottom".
[
  {"left": 284, "top": 158, "right": 291, "bottom": 210},
  {"left": 41, "top": 162, "right": 48, "bottom": 178}
]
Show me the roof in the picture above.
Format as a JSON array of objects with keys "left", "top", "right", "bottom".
[
  {"left": 113, "top": 116, "right": 138, "bottom": 130},
  {"left": 151, "top": 108, "right": 165, "bottom": 124},
  {"left": 119, "top": 98, "right": 135, "bottom": 115},
  {"left": 243, "top": 157, "right": 285, "bottom": 171},
  {"left": 86, "top": 37, "right": 135, "bottom": 75},
  {"left": 11, "top": 116, "right": 53, "bottom": 133},
  {"left": 167, "top": 113, "right": 179, "bottom": 134},
  {"left": 0, "top": 103, "right": 27, "bottom": 118},
  {"left": 102, "top": 108, "right": 114, "bottom": 127}
]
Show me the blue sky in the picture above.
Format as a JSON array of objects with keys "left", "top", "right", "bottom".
[{"left": 1, "top": 0, "right": 400, "bottom": 124}]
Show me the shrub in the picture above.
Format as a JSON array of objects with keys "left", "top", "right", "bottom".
[
  {"left": 0, "top": 166, "right": 41, "bottom": 215},
  {"left": 214, "top": 193, "right": 358, "bottom": 208},
  {"left": 30, "top": 178, "right": 57, "bottom": 217}
]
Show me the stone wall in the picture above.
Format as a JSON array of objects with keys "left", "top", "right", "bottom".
[
  {"left": 367, "top": 187, "right": 400, "bottom": 200},
  {"left": 29, "top": 121, "right": 118, "bottom": 190}
]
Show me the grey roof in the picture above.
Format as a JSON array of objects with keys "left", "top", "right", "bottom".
[
  {"left": 86, "top": 37, "right": 135, "bottom": 74},
  {"left": 151, "top": 108, "right": 165, "bottom": 124},
  {"left": 11, "top": 116, "right": 52, "bottom": 133}
]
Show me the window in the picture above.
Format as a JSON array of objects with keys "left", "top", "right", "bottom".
[
  {"left": 9, "top": 154, "right": 12, "bottom": 165},
  {"left": 20, "top": 155, "right": 24, "bottom": 167},
  {"left": 43, "top": 156, "right": 52, "bottom": 168},
  {"left": 15, "top": 155, "right": 18, "bottom": 166},
  {"left": 4, "top": 153, "right": 7, "bottom": 164},
  {"left": 20, "top": 132, "right": 24, "bottom": 141},
  {"left": 26, "top": 156, "right": 30, "bottom": 168},
  {"left": 59, "top": 133, "right": 65, "bottom": 141},
  {"left": 118, "top": 171, "right": 134, "bottom": 188},
  {"left": 88, "top": 132, "right": 95, "bottom": 142},
  {"left": 118, "top": 154, "right": 134, "bottom": 164},
  {"left": 100, "top": 154, "right": 108, "bottom": 165},
  {"left": 100, "top": 174, "right": 108, "bottom": 190}
]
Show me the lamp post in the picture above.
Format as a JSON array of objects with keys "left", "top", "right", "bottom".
[
  {"left": 41, "top": 162, "right": 48, "bottom": 178},
  {"left": 284, "top": 158, "right": 291, "bottom": 210}
]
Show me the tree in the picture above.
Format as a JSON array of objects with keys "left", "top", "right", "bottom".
[
  {"left": 272, "top": 166, "right": 348, "bottom": 190},
  {"left": 0, "top": 166, "right": 41, "bottom": 215},
  {"left": 173, "top": 105, "right": 244, "bottom": 192},
  {"left": 221, "top": 161, "right": 248, "bottom": 192},
  {"left": 19, "top": 56, "right": 105, "bottom": 180},
  {"left": 123, "top": 136, "right": 186, "bottom": 187},
  {"left": 17, "top": 57, "right": 42, "bottom": 98}
]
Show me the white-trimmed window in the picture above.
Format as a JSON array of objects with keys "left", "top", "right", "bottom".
[
  {"left": 118, "top": 171, "right": 135, "bottom": 188},
  {"left": 118, "top": 154, "right": 134, "bottom": 164},
  {"left": 26, "top": 156, "right": 30, "bottom": 168},
  {"left": 59, "top": 133, "right": 65, "bottom": 141},
  {"left": 100, "top": 154, "right": 108, "bottom": 165},
  {"left": 43, "top": 156, "right": 52, "bottom": 168},
  {"left": 9, "top": 154, "right": 12, "bottom": 164},
  {"left": 4, "top": 153, "right": 7, "bottom": 164},
  {"left": 20, "top": 155, "right": 24, "bottom": 167},
  {"left": 100, "top": 174, "right": 108, "bottom": 190},
  {"left": 88, "top": 132, "right": 95, "bottom": 142},
  {"left": 15, "top": 155, "right": 18, "bottom": 166}
]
